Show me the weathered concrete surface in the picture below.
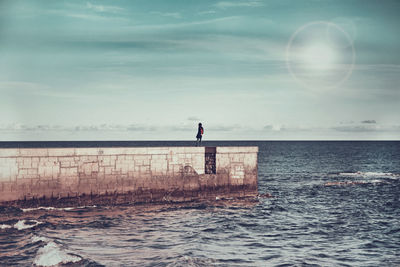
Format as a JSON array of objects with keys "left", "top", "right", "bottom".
[{"left": 0, "top": 146, "right": 258, "bottom": 207}]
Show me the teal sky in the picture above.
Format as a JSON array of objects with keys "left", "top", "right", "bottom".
[{"left": 1, "top": 0, "right": 399, "bottom": 140}]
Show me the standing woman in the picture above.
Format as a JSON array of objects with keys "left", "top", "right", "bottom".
[{"left": 196, "top": 123, "right": 204, "bottom": 146}]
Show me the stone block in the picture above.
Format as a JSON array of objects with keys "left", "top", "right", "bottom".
[
  {"left": 171, "top": 147, "right": 185, "bottom": 153},
  {"left": 0, "top": 158, "right": 17, "bottom": 180},
  {"left": 119, "top": 147, "right": 147, "bottom": 155},
  {"left": 28, "top": 168, "right": 38, "bottom": 175},
  {"left": 151, "top": 154, "right": 167, "bottom": 160},
  {"left": 139, "top": 165, "right": 150, "bottom": 174},
  {"left": 98, "top": 156, "right": 111, "bottom": 166},
  {"left": 216, "top": 155, "right": 230, "bottom": 169},
  {"left": 19, "top": 149, "right": 48, "bottom": 157},
  {"left": 230, "top": 163, "right": 245, "bottom": 180},
  {"left": 125, "top": 155, "right": 135, "bottom": 161},
  {"left": 19, "top": 158, "right": 32, "bottom": 168},
  {"left": 192, "top": 156, "right": 204, "bottom": 166},
  {"left": 128, "top": 147, "right": 149, "bottom": 154},
  {"left": 48, "top": 157, "right": 58, "bottom": 163},
  {"left": 171, "top": 164, "right": 183, "bottom": 174},
  {"left": 104, "top": 166, "right": 113, "bottom": 175},
  {"left": 184, "top": 147, "right": 204, "bottom": 154},
  {"left": 48, "top": 148, "right": 75, "bottom": 157},
  {"left": 230, "top": 177, "right": 244, "bottom": 186},
  {"left": 60, "top": 161, "right": 71, "bottom": 168},
  {"left": 193, "top": 165, "right": 204, "bottom": 175},
  {"left": 58, "top": 156, "right": 74, "bottom": 162},
  {"left": 229, "top": 153, "right": 244, "bottom": 163},
  {"left": 98, "top": 148, "right": 122, "bottom": 155},
  {"left": 0, "top": 149, "right": 18, "bottom": 157},
  {"left": 116, "top": 155, "right": 126, "bottom": 161},
  {"left": 31, "top": 161, "right": 39, "bottom": 168},
  {"left": 146, "top": 148, "right": 169, "bottom": 155},
  {"left": 81, "top": 155, "right": 97, "bottom": 163},
  {"left": 115, "top": 162, "right": 129, "bottom": 173},
  {"left": 75, "top": 148, "right": 99, "bottom": 156},
  {"left": 168, "top": 155, "right": 179, "bottom": 164},
  {"left": 134, "top": 154, "right": 150, "bottom": 161},
  {"left": 60, "top": 167, "right": 78, "bottom": 177},
  {"left": 217, "top": 146, "right": 258, "bottom": 154},
  {"left": 243, "top": 153, "right": 257, "bottom": 167}
]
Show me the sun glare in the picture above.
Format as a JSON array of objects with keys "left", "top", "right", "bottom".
[
  {"left": 300, "top": 43, "right": 337, "bottom": 70},
  {"left": 286, "top": 21, "right": 355, "bottom": 89}
]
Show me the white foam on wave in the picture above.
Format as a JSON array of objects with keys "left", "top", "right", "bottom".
[
  {"left": 14, "top": 219, "right": 43, "bottom": 230},
  {"left": 22, "top": 207, "right": 73, "bottom": 212},
  {"left": 339, "top": 171, "right": 400, "bottom": 178},
  {"left": 0, "top": 219, "right": 43, "bottom": 231},
  {"left": 324, "top": 179, "right": 387, "bottom": 186},
  {"left": 0, "top": 224, "right": 12, "bottom": 229},
  {"left": 31, "top": 235, "right": 50, "bottom": 243},
  {"left": 22, "top": 205, "right": 97, "bottom": 213},
  {"left": 34, "top": 241, "right": 82, "bottom": 267}
]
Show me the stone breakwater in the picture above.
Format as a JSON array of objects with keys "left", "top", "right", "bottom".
[{"left": 0, "top": 146, "right": 258, "bottom": 207}]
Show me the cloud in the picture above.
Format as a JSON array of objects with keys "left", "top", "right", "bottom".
[
  {"left": 207, "top": 124, "right": 242, "bottom": 132},
  {"left": 263, "top": 124, "right": 287, "bottom": 131},
  {"left": 0, "top": 124, "right": 158, "bottom": 132},
  {"left": 339, "top": 120, "right": 355, "bottom": 124},
  {"left": 198, "top": 10, "right": 217, "bottom": 15},
  {"left": 0, "top": 124, "right": 64, "bottom": 131},
  {"left": 150, "top": 11, "right": 181, "bottom": 19},
  {"left": 1, "top": 122, "right": 399, "bottom": 140},
  {"left": 187, "top": 116, "right": 200, "bottom": 121},
  {"left": 0, "top": 123, "right": 247, "bottom": 133},
  {"left": 263, "top": 125, "right": 273, "bottom": 130},
  {"left": 123, "top": 16, "right": 241, "bottom": 32},
  {"left": 86, "top": 2, "right": 124, "bottom": 13},
  {"left": 331, "top": 124, "right": 400, "bottom": 133},
  {"left": 46, "top": 10, "right": 127, "bottom": 22},
  {"left": 332, "top": 125, "right": 377, "bottom": 132},
  {"left": 170, "top": 125, "right": 192, "bottom": 132},
  {"left": 214, "top": 0, "right": 264, "bottom": 9},
  {"left": 73, "top": 124, "right": 159, "bottom": 132},
  {"left": 361, "top": 120, "right": 376, "bottom": 124},
  {"left": 261, "top": 123, "right": 400, "bottom": 134},
  {"left": 43, "top": 3, "right": 127, "bottom": 22},
  {"left": 127, "top": 125, "right": 158, "bottom": 132}
]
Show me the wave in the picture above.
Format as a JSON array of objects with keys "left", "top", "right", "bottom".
[
  {"left": 0, "top": 224, "right": 12, "bottom": 229},
  {"left": 324, "top": 180, "right": 385, "bottom": 187},
  {"left": 31, "top": 235, "right": 102, "bottom": 267},
  {"left": 324, "top": 171, "right": 400, "bottom": 186},
  {"left": 22, "top": 205, "right": 97, "bottom": 213},
  {"left": 338, "top": 171, "right": 400, "bottom": 178},
  {"left": 0, "top": 219, "right": 43, "bottom": 230},
  {"left": 33, "top": 241, "right": 83, "bottom": 267},
  {"left": 31, "top": 235, "right": 51, "bottom": 243},
  {"left": 166, "top": 255, "right": 218, "bottom": 267}
]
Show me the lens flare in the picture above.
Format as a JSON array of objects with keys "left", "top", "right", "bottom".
[
  {"left": 286, "top": 21, "right": 355, "bottom": 90},
  {"left": 299, "top": 43, "right": 337, "bottom": 70}
]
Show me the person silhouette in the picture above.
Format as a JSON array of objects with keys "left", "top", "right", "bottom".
[{"left": 196, "top": 123, "right": 204, "bottom": 146}]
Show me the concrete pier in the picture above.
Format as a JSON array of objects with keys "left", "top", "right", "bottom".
[{"left": 0, "top": 146, "right": 258, "bottom": 207}]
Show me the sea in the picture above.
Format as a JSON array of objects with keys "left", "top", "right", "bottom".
[{"left": 0, "top": 141, "right": 399, "bottom": 267}]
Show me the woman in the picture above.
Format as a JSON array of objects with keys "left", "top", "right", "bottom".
[{"left": 196, "top": 123, "right": 204, "bottom": 146}]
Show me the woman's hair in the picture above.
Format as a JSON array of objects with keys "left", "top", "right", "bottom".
[{"left": 198, "top": 123, "right": 202, "bottom": 126}]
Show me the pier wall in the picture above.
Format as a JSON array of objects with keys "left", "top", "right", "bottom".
[{"left": 0, "top": 146, "right": 258, "bottom": 206}]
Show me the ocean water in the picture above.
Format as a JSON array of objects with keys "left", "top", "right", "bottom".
[{"left": 0, "top": 141, "right": 399, "bottom": 266}]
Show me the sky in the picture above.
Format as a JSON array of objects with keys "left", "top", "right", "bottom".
[{"left": 0, "top": 0, "right": 399, "bottom": 140}]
